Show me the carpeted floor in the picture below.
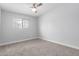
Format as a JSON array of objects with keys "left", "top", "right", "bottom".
[{"left": 0, "top": 39, "right": 79, "bottom": 56}]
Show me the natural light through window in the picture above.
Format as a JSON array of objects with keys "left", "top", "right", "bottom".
[{"left": 16, "top": 18, "right": 29, "bottom": 29}]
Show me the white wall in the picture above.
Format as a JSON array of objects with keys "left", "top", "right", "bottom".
[
  {"left": 0, "top": 8, "right": 2, "bottom": 40},
  {"left": 39, "top": 4, "right": 79, "bottom": 49},
  {"left": 0, "top": 10, "right": 38, "bottom": 44}
]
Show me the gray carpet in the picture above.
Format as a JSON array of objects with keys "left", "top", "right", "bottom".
[{"left": 0, "top": 39, "right": 79, "bottom": 56}]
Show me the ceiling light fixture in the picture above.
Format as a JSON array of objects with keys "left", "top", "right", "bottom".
[
  {"left": 32, "top": 7, "right": 37, "bottom": 13},
  {"left": 31, "top": 3, "right": 42, "bottom": 13}
]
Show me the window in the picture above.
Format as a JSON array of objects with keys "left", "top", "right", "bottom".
[
  {"left": 16, "top": 18, "right": 29, "bottom": 29},
  {"left": 23, "top": 19, "right": 29, "bottom": 28}
]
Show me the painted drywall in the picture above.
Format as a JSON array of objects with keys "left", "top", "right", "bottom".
[
  {"left": 0, "top": 8, "right": 2, "bottom": 40},
  {"left": 0, "top": 10, "right": 38, "bottom": 44},
  {"left": 39, "top": 4, "right": 79, "bottom": 48}
]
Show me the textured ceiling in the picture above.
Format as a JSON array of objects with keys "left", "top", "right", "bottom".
[{"left": 0, "top": 3, "right": 61, "bottom": 17}]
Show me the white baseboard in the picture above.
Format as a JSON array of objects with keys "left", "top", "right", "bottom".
[
  {"left": 0, "top": 36, "right": 79, "bottom": 50},
  {"left": 0, "top": 37, "right": 38, "bottom": 46},
  {"left": 39, "top": 37, "right": 79, "bottom": 50}
]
